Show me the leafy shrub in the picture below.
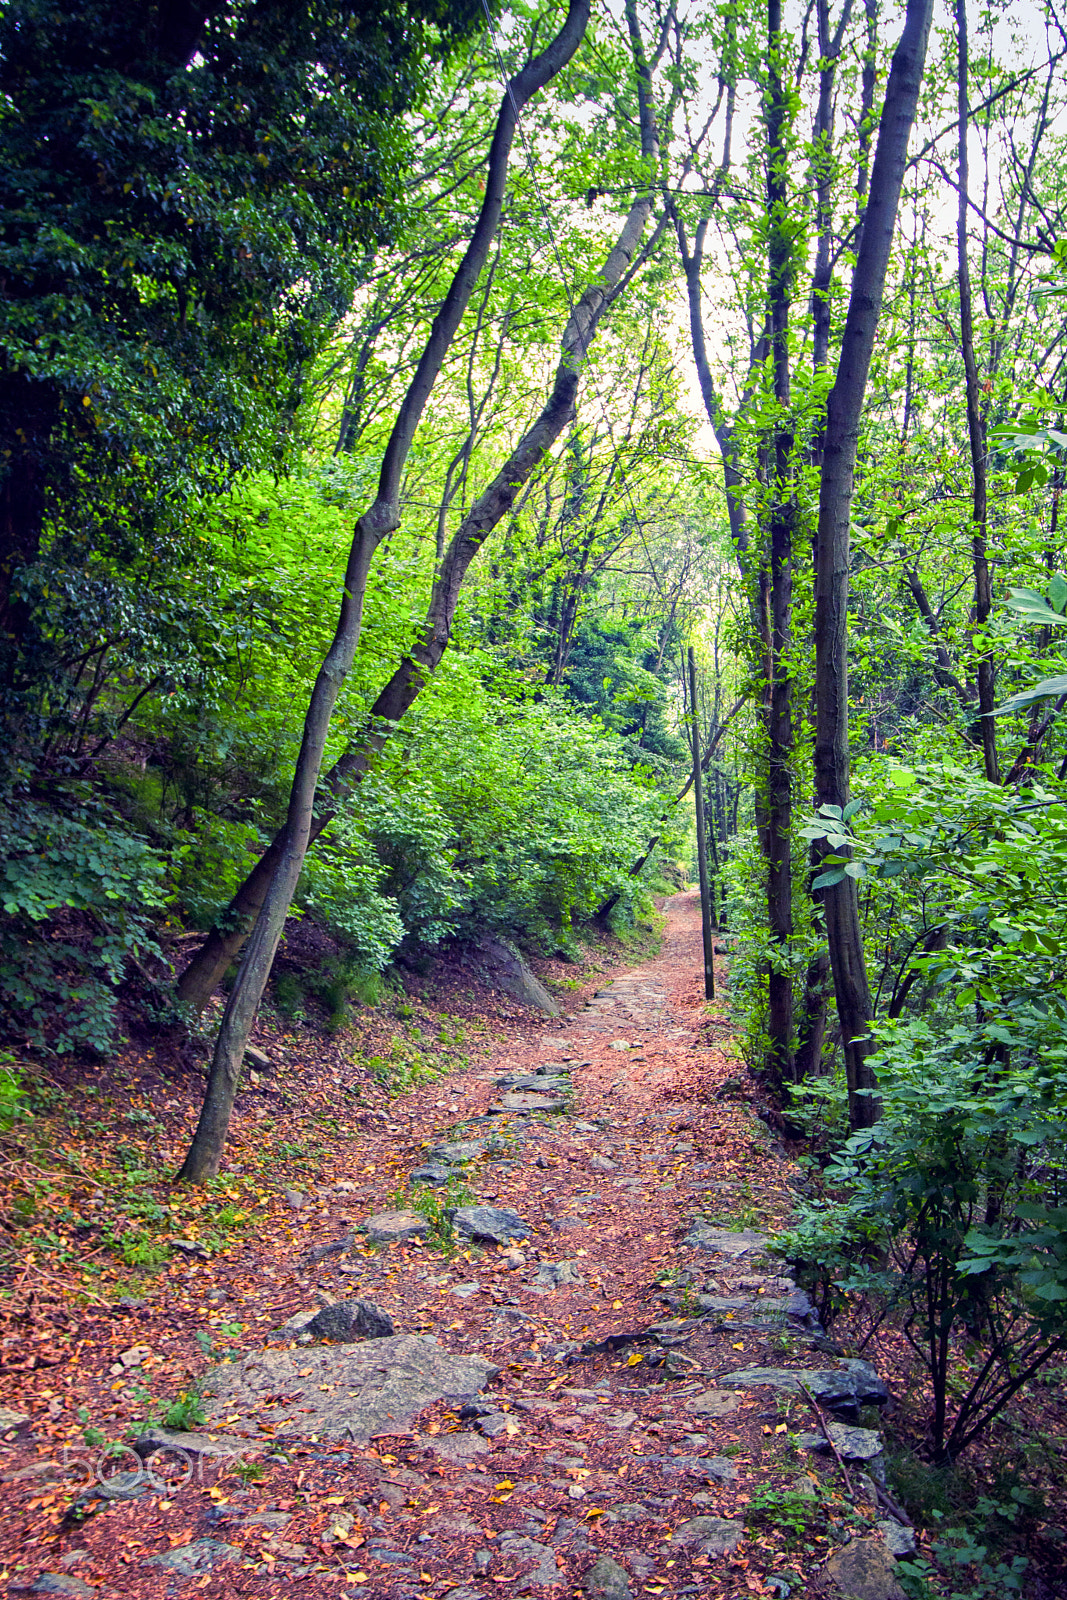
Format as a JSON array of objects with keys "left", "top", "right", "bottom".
[
  {"left": 0, "top": 1053, "right": 27, "bottom": 1129},
  {"left": 0, "top": 795, "right": 169, "bottom": 1054}
]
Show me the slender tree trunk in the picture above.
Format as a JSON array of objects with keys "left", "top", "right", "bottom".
[
  {"left": 955, "top": 0, "right": 999, "bottom": 783},
  {"left": 177, "top": 0, "right": 591, "bottom": 1182},
  {"left": 814, "top": 0, "right": 934, "bottom": 1132},
  {"left": 765, "top": 0, "right": 795, "bottom": 1086},
  {"left": 688, "top": 647, "right": 716, "bottom": 1000}
]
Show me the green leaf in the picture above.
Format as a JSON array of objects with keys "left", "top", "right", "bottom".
[
  {"left": 992, "top": 675, "right": 1067, "bottom": 716},
  {"left": 1004, "top": 587, "right": 1067, "bottom": 626}
]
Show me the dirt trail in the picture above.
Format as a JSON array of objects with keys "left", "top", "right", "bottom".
[{"left": 1, "top": 893, "right": 901, "bottom": 1600}]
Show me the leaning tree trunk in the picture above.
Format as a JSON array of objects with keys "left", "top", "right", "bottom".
[
  {"left": 177, "top": 0, "right": 591, "bottom": 1183},
  {"left": 175, "top": 0, "right": 663, "bottom": 1022},
  {"left": 813, "top": 0, "right": 934, "bottom": 1132}
]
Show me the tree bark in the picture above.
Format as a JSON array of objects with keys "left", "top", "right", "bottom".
[
  {"left": 813, "top": 0, "right": 934, "bottom": 1132},
  {"left": 177, "top": 0, "right": 592, "bottom": 1182}
]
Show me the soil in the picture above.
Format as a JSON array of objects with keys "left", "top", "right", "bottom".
[{"left": 0, "top": 893, "right": 1000, "bottom": 1599}]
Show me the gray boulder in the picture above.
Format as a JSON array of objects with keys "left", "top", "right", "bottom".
[
  {"left": 453, "top": 1205, "right": 530, "bottom": 1246},
  {"left": 825, "top": 1537, "right": 906, "bottom": 1600},
  {"left": 306, "top": 1298, "right": 395, "bottom": 1342},
  {"left": 799, "top": 1422, "right": 883, "bottom": 1461},
  {"left": 464, "top": 931, "right": 560, "bottom": 1016},
  {"left": 724, "top": 1360, "right": 887, "bottom": 1414}
]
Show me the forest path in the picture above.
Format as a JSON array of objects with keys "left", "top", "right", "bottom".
[{"left": 4, "top": 894, "right": 900, "bottom": 1600}]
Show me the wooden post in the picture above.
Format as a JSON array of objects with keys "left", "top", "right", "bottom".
[{"left": 688, "top": 646, "right": 716, "bottom": 1000}]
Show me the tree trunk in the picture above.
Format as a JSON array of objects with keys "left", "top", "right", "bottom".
[
  {"left": 955, "top": 0, "right": 999, "bottom": 784},
  {"left": 814, "top": 0, "right": 934, "bottom": 1132},
  {"left": 764, "top": 0, "right": 795, "bottom": 1087},
  {"left": 689, "top": 647, "right": 716, "bottom": 1000},
  {"left": 177, "top": 0, "right": 592, "bottom": 1182}
]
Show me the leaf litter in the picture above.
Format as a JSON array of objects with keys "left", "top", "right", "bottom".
[{"left": 0, "top": 895, "right": 886, "bottom": 1599}]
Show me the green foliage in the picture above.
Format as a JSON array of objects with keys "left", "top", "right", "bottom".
[
  {"left": 159, "top": 1389, "right": 207, "bottom": 1431},
  {"left": 0, "top": 793, "right": 169, "bottom": 1054},
  {"left": 0, "top": 1054, "right": 28, "bottom": 1130},
  {"left": 742, "top": 1484, "right": 827, "bottom": 1547},
  {"left": 0, "top": 0, "right": 487, "bottom": 705}
]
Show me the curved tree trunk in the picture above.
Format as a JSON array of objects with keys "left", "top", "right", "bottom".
[{"left": 177, "top": 0, "right": 592, "bottom": 1182}]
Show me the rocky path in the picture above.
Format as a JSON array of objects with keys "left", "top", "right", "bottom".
[{"left": 3, "top": 895, "right": 909, "bottom": 1600}]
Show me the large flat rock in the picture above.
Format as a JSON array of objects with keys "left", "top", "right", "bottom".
[
  {"left": 723, "top": 1360, "right": 888, "bottom": 1414},
  {"left": 201, "top": 1335, "right": 497, "bottom": 1443},
  {"left": 495, "top": 1090, "right": 566, "bottom": 1114},
  {"left": 684, "top": 1225, "right": 767, "bottom": 1256}
]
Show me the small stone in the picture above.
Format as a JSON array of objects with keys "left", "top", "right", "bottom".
[
  {"left": 684, "top": 1389, "right": 740, "bottom": 1418},
  {"left": 825, "top": 1537, "right": 906, "bottom": 1600},
  {"left": 450, "top": 1282, "right": 481, "bottom": 1299},
  {"left": 117, "top": 1343, "right": 152, "bottom": 1369},
  {"left": 0, "top": 1405, "right": 30, "bottom": 1432},
  {"left": 147, "top": 1539, "right": 241, "bottom": 1576},
  {"left": 502, "top": 1247, "right": 526, "bottom": 1269},
  {"left": 477, "top": 1413, "right": 508, "bottom": 1438},
  {"left": 279, "top": 1308, "right": 319, "bottom": 1337},
  {"left": 532, "top": 1259, "right": 583, "bottom": 1288},
  {"left": 878, "top": 1519, "right": 917, "bottom": 1557},
  {"left": 305, "top": 1231, "right": 355, "bottom": 1263},
  {"left": 495, "top": 1536, "right": 560, "bottom": 1587},
  {"left": 411, "top": 1163, "right": 453, "bottom": 1187},
  {"left": 428, "top": 1140, "right": 486, "bottom": 1165},
  {"left": 609, "top": 1040, "right": 632, "bottom": 1050},
  {"left": 582, "top": 1555, "right": 633, "bottom": 1599},
  {"left": 589, "top": 1154, "right": 617, "bottom": 1172},
  {"left": 244, "top": 1046, "right": 271, "bottom": 1069},
  {"left": 452, "top": 1205, "right": 530, "bottom": 1246},
  {"left": 362, "top": 1209, "right": 431, "bottom": 1245},
  {"left": 474, "top": 1550, "right": 492, "bottom": 1573},
  {"left": 669, "top": 1516, "right": 743, "bottom": 1556},
  {"left": 30, "top": 1576, "right": 94, "bottom": 1597},
  {"left": 169, "top": 1237, "right": 209, "bottom": 1259},
  {"left": 306, "top": 1298, "right": 395, "bottom": 1342},
  {"left": 612, "top": 1504, "right": 651, "bottom": 1523},
  {"left": 284, "top": 1189, "right": 307, "bottom": 1209}
]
